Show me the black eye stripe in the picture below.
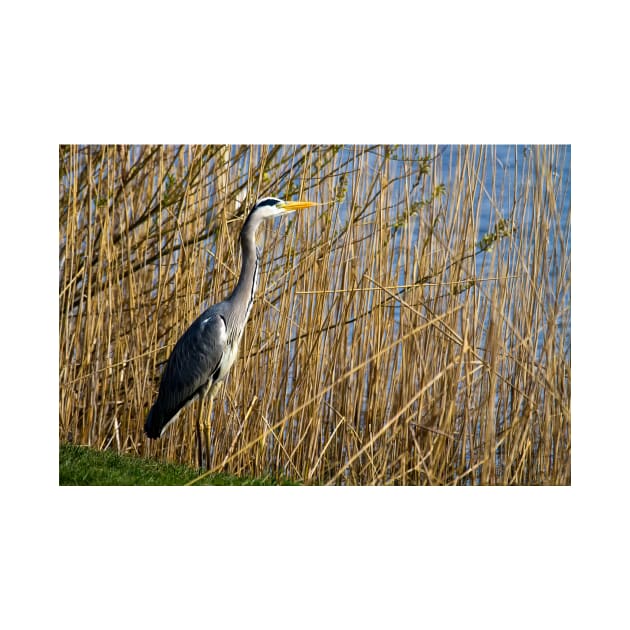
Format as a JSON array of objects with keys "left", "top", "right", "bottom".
[{"left": 254, "top": 197, "right": 282, "bottom": 209}]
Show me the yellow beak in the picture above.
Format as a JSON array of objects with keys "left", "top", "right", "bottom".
[{"left": 279, "top": 200, "right": 319, "bottom": 211}]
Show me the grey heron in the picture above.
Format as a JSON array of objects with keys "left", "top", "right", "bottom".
[{"left": 144, "top": 197, "right": 317, "bottom": 466}]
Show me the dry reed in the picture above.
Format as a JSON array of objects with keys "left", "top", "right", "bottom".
[{"left": 59, "top": 144, "right": 571, "bottom": 484}]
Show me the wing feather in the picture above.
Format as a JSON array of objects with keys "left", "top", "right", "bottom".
[{"left": 144, "top": 306, "right": 227, "bottom": 438}]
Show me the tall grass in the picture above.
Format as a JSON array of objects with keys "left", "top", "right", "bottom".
[{"left": 59, "top": 144, "right": 570, "bottom": 484}]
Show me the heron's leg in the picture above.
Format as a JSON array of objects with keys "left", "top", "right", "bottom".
[
  {"left": 203, "top": 397, "right": 213, "bottom": 471},
  {"left": 195, "top": 400, "right": 204, "bottom": 470}
]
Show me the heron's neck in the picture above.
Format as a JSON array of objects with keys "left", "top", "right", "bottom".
[{"left": 227, "top": 217, "right": 261, "bottom": 326}]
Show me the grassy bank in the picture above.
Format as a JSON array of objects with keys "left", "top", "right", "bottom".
[
  {"left": 59, "top": 444, "right": 297, "bottom": 485},
  {"left": 59, "top": 145, "right": 570, "bottom": 485}
]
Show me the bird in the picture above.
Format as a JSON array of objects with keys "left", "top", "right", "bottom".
[{"left": 144, "top": 196, "right": 317, "bottom": 467}]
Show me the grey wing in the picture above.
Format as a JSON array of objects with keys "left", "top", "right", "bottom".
[{"left": 147, "top": 308, "right": 227, "bottom": 433}]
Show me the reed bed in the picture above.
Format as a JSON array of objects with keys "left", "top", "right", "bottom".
[{"left": 59, "top": 144, "right": 570, "bottom": 484}]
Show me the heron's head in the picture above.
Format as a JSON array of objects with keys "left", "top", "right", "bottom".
[{"left": 250, "top": 197, "right": 318, "bottom": 220}]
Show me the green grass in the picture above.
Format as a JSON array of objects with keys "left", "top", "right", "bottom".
[{"left": 59, "top": 444, "right": 299, "bottom": 486}]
